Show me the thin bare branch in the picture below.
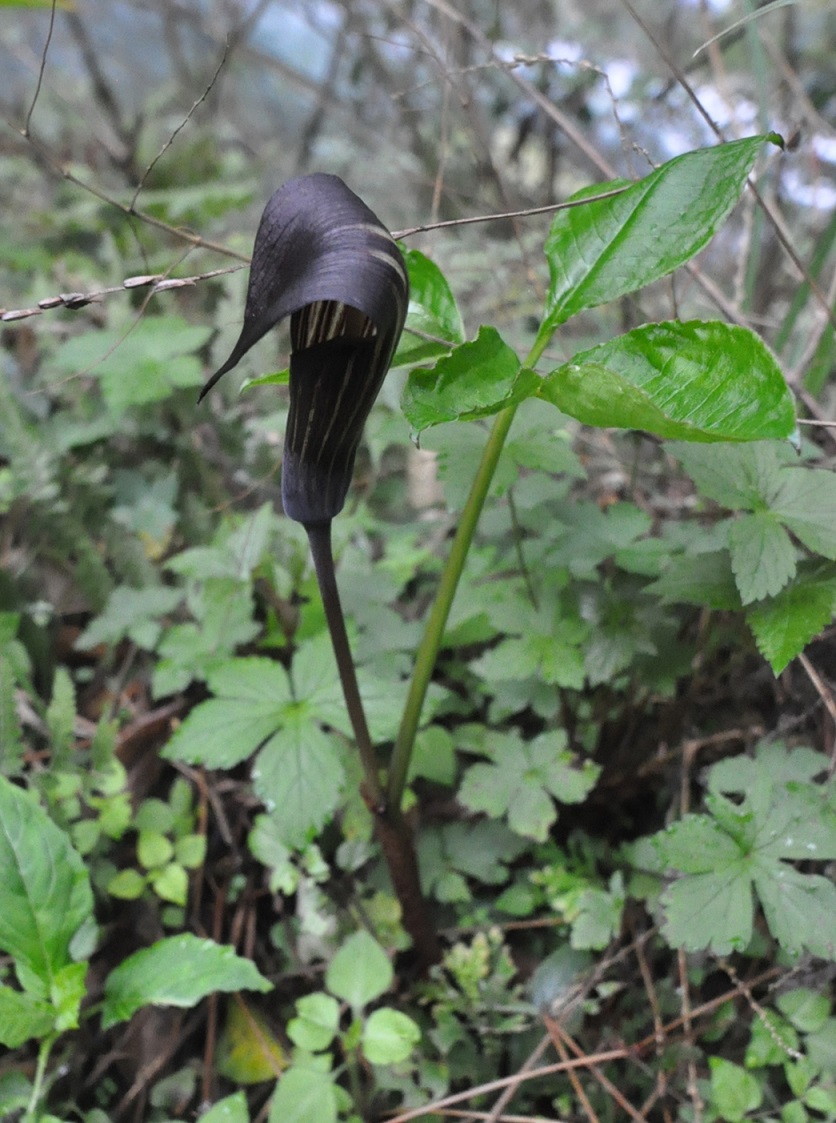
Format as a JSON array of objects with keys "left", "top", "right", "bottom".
[
  {"left": 23, "top": 0, "right": 58, "bottom": 136},
  {"left": 130, "top": 38, "right": 230, "bottom": 208}
]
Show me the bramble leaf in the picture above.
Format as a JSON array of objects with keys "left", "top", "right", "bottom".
[
  {"left": 654, "top": 743, "right": 836, "bottom": 957},
  {"left": 728, "top": 512, "right": 797, "bottom": 604},
  {"left": 746, "top": 564, "right": 836, "bottom": 672},
  {"left": 458, "top": 730, "right": 600, "bottom": 842}
]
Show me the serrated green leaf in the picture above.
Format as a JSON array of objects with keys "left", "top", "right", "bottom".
[
  {"left": 656, "top": 743, "right": 836, "bottom": 956},
  {"left": 728, "top": 512, "right": 797, "bottom": 603},
  {"left": 459, "top": 732, "right": 600, "bottom": 842},
  {"left": 655, "top": 816, "right": 743, "bottom": 873},
  {"left": 661, "top": 865, "right": 754, "bottom": 954},
  {"left": 771, "top": 467, "right": 836, "bottom": 557},
  {"left": 746, "top": 565, "right": 836, "bottom": 673},
  {"left": 536, "top": 135, "right": 778, "bottom": 345},
  {"left": 650, "top": 549, "right": 742, "bottom": 610},
  {"left": 101, "top": 933, "right": 271, "bottom": 1029},
  {"left": 76, "top": 585, "right": 183, "bottom": 651},
  {"left": 0, "top": 776, "right": 94, "bottom": 993},
  {"left": 754, "top": 866, "right": 836, "bottom": 959},
  {"left": 672, "top": 439, "right": 790, "bottom": 508},
  {"left": 52, "top": 316, "right": 212, "bottom": 417},
  {"left": 162, "top": 657, "right": 292, "bottom": 768},
  {"left": 326, "top": 930, "right": 392, "bottom": 1010},
  {"left": 251, "top": 723, "right": 345, "bottom": 848},
  {"left": 0, "top": 984, "right": 55, "bottom": 1048},
  {"left": 362, "top": 1007, "right": 421, "bottom": 1064},
  {"left": 402, "top": 326, "right": 538, "bottom": 434},
  {"left": 777, "top": 989, "right": 831, "bottom": 1034},
  {"left": 540, "top": 322, "right": 795, "bottom": 442}
]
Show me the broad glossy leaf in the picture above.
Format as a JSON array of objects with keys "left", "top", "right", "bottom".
[
  {"left": 539, "top": 320, "right": 795, "bottom": 442},
  {"left": 0, "top": 776, "right": 94, "bottom": 993},
  {"left": 101, "top": 933, "right": 271, "bottom": 1029},
  {"left": 393, "top": 248, "right": 466, "bottom": 368},
  {"left": 402, "top": 326, "right": 538, "bottom": 434},
  {"left": 536, "top": 134, "right": 780, "bottom": 346}
]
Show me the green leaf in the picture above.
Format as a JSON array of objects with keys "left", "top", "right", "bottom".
[
  {"left": 107, "top": 868, "right": 147, "bottom": 900},
  {"left": 394, "top": 248, "right": 466, "bottom": 369},
  {"left": 288, "top": 993, "right": 340, "bottom": 1052},
  {"left": 655, "top": 743, "right": 836, "bottom": 956},
  {"left": 52, "top": 316, "right": 212, "bottom": 417},
  {"left": 251, "top": 722, "right": 345, "bottom": 848},
  {"left": 458, "top": 731, "right": 600, "bottom": 842},
  {"left": 150, "top": 862, "right": 189, "bottom": 905},
  {"left": 771, "top": 467, "right": 836, "bottom": 557},
  {"left": 362, "top": 1007, "right": 421, "bottom": 1064},
  {"left": 728, "top": 512, "right": 797, "bottom": 604},
  {"left": 402, "top": 326, "right": 538, "bottom": 434},
  {"left": 777, "top": 989, "right": 831, "bottom": 1034},
  {"left": 76, "top": 585, "right": 183, "bottom": 652},
  {"left": 0, "top": 984, "right": 55, "bottom": 1048},
  {"left": 672, "top": 439, "right": 790, "bottom": 508},
  {"left": 539, "top": 322, "right": 795, "bottom": 442},
  {"left": 326, "top": 930, "right": 393, "bottom": 1010},
  {"left": 198, "top": 1092, "right": 250, "bottom": 1123},
  {"left": 536, "top": 135, "right": 779, "bottom": 346},
  {"left": 709, "top": 1057, "right": 763, "bottom": 1122},
  {"left": 650, "top": 549, "right": 742, "bottom": 610},
  {"left": 0, "top": 776, "right": 94, "bottom": 994},
  {"left": 746, "top": 565, "right": 836, "bottom": 673},
  {"left": 101, "top": 933, "right": 272, "bottom": 1029},
  {"left": 216, "top": 1000, "right": 287, "bottom": 1083},
  {"left": 162, "top": 657, "right": 293, "bottom": 769},
  {"left": 268, "top": 1064, "right": 337, "bottom": 1123}
]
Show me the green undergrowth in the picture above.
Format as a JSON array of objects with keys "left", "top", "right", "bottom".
[{"left": 1, "top": 127, "right": 835, "bottom": 1123}]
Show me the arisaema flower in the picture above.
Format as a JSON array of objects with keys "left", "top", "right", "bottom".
[{"left": 200, "top": 173, "right": 408, "bottom": 526}]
